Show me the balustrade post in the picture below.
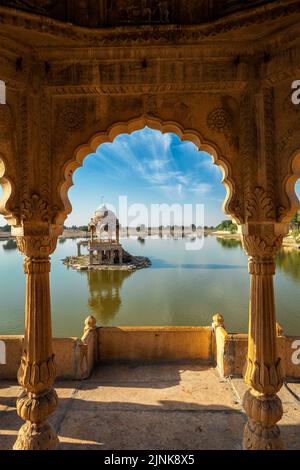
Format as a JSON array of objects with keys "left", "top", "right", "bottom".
[
  {"left": 241, "top": 224, "right": 288, "bottom": 450},
  {"left": 13, "top": 233, "right": 59, "bottom": 450}
]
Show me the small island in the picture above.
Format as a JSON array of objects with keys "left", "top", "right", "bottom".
[{"left": 63, "top": 204, "right": 151, "bottom": 272}]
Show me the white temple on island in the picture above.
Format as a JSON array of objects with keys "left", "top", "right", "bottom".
[{"left": 77, "top": 205, "right": 123, "bottom": 266}]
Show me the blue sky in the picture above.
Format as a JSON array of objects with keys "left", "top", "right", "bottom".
[
  {"left": 0, "top": 126, "right": 300, "bottom": 227},
  {"left": 68, "top": 127, "right": 226, "bottom": 227}
]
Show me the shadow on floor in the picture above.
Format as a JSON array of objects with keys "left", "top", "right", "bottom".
[
  {"left": 0, "top": 398, "right": 246, "bottom": 451},
  {"left": 1, "top": 362, "right": 300, "bottom": 450}
]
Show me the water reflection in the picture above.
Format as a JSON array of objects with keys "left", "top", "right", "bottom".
[
  {"left": 276, "top": 249, "right": 300, "bottom": 282},
  {"left": 85, "top": 269, "right": 134, "bottom": 324},
  {"left": 2, "top": 239, "right": 17, "bottom": 250},
  {"left": 0, "top": 236, "right": 300, "bottom": 337},
  {"left": 216, "top": 237, "right": 241, "bottom": 249}
]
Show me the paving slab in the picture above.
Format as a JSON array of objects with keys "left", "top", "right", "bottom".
[
  {"left": 0, "top": 365, "right": 299, "bottom": 450},
  {"left": 57, "top": 364, "right": 245, "bottom": 450},
  {"left": 57, "top": 408, "right": 245, "bottom": 450}
]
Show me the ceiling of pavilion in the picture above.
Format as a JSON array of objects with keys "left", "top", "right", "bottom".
[{"left": 0, "top": 1, "right": 277, "bottom": 27}]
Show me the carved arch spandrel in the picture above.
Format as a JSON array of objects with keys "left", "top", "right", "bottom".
[{"left": 55, "top": 115, "right": 242, "bottom": 227}]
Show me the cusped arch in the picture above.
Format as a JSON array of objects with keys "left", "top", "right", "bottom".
[
  {"left": 56, "top": 115, "right": 238, "bottom": 227},
  {"left": 281, "top": 150, "right": 300, "bottom": 223},
  {"left": 0, "top": 153, "right": 17, "bottom": 226}
]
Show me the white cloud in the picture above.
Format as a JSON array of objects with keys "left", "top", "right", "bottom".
[
  {"left": 189, "top": 183, "right": 212, "bottom": 195},
  {"left": 147, "top": 159, "right": 170, "bottom": 170}
]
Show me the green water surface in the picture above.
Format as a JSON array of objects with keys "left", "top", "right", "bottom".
[{"left": 0, "top": 236, "right": 299, "bottom": 337}]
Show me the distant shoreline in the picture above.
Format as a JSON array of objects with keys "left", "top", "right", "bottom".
[
  {"left": 1, "top": 229, "right": 299, "bottom": 251},
  {"left": 213, "top": 231, "right": 300, "bottom": 251}
]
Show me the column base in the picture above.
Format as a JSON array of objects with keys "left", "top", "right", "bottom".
[
  {"left": 242, "top": 389, "right": 284, "bottom": 450},
  {"left": 13, "top": 422, "right": 59, "bottom": 451},
  {"left": 243, "top": 419, "right": 283, "bottom": 450}
]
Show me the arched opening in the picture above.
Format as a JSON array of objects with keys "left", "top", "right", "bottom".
[
  {"left": 282, "top": 150, "right": 300, "bottom": 224},
  {"left": 57, "top": 116, "right": 236, "bottom": 227},
  {"left": 50, "top": 122, "right": 246, "bottom": 335},
  {"left": 51, "top": 123, "right": 300, "bottom": 337},
  {"left": 274, "top": 153, "right": 300, "bottom": 335}
]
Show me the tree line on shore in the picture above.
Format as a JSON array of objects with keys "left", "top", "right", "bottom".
[{"left": 1, "top": 210, "right": 299, "bottom": 238}]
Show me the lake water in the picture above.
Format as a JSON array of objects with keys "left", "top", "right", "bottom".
[{"left": 0, "top": 236, "right": 299, "bottom": 338}]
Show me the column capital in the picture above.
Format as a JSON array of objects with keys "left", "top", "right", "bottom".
[
  {"left": 241, "top": 223, "right": 288, "bottom": 258},
  {"left": 15, "top": 235, "right": 58, "bottom": 260},
  {"left": 12, "top": 223, "right": 60, "bottom": 258}
]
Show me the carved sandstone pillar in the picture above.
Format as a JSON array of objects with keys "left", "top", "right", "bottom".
[
  {"left": 241, "top": 226, "right": 287, "bottom": 450},
  {"left": 14, "top": 234, "right": 59, "bottom": 450}
]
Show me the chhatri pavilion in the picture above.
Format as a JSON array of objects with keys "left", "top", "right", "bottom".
[{"left": 77, "top": 204, "right": 123, "bottom": 266}]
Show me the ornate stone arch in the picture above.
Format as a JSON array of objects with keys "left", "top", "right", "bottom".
[
  {"left": 56, "top": 115, "right": 239, "bottom": 227},
  {"left": 280, "top": 150, "right": 300, "bottom": 223}
]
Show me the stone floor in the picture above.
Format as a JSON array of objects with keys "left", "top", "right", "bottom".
[{"left": 0, "top": 363, "right": 300, "bottom": 450}]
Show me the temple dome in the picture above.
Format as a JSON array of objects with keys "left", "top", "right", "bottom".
[
  {"left": 93, "top": 205, "right": 119, "bottom": 225},
  {"left": 94, "top": 204, "right": 108, "bottom": 220}
]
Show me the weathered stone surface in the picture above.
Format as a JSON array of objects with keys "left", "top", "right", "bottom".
[
  {"left": 0, "top": 1, "right": 280, "bottom": 28},
  {"left": 1, "top": 364, "right": 300, "bottom": 450}
]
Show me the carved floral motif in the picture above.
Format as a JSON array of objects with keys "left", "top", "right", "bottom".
[
  {"left": 58, "top": 105, "right": 85, "bottom": 133},
  {"left": 244, "top": 358, "right": 282, "bottom": 395},
  {"left": 13, "top": 422, "right": 59, "bottom": 451},
  {"left": 242, "top": 233, "right": 284, "bottom": 259},
  {"left": 207, "top": 107, "right": 232, "bottom": 132},
  {"left": 207, "top": 107, "right": 236, "bottom": 147},
  {"left": 16, "top": 386, "right": 58, "bottom": 423},
  {"left": 16, "top": 235, "right": 58, "bottom": 259},
  {"left": 243, "top": 390, "right": 284, "bottom": 450},
  {"left": 246, "top": 186, "right": 276, "bottom": 221},
  {"left": 21, "top": 194, "right": 51, "bottom": 223}
]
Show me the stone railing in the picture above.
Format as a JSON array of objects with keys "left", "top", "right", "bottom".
[
  {"left": 0, "top": 316, "right": 98, "bottom": 381},
  {"left": 1, "top": 315, "right": 300, "bottom": 380},
  {"left": 97, "top": 326, "right": 213, "bottom": 362},
  {"left": 212, "top": 314, "right": 300, "bottom": 380}
]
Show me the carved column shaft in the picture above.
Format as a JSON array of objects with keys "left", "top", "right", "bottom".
[
  {"left": 242, "top": 229, "right": 285, "bottom": 450},
  {"left": 245, "top": 256, "right": 280, "bottom": 394},
  {"left": 14, "top": 234, "right": 59, "bottom": 451}
]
